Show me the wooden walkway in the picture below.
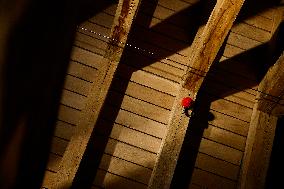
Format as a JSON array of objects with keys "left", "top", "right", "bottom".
[{"left": 42, "top": 0, "right": 276, "bottom": 188}]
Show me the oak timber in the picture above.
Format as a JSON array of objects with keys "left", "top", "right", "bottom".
[
  {"left": 51, "top": 0, "right": 141, "bottom": 187},
  {"left": 148, "top": 0, "right": 245, "bottom": 188},
  {"left": 238, "top": 104, "right": 278, "bottom": 189},
  {"left": 41, "top": 0, "right": 276, "bottom": 188},
  {"left": 257, "top": 52, "right": 284, "bottom": 116}
]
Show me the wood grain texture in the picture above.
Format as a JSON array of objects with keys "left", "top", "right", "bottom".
[
  {"left": 190, "top": 168, "right": 237, "bottom": 189},
  {"left": 148, "top": 1, "right": 245, "bottom": 188},
  {"left": 257, "top": 52, "right": 284, "bottom": 115},
  {"left": 183, "top": 0, "right": 245, "bottom": 91},
  {"left": 52, "top": 0, "right": 141, "bottom": 187},
  {"left": 94, "top": 169, "right": 147, "bottom": 189},
  {"left": 238, "top": 104, "right": 278, "bottom": 189}
]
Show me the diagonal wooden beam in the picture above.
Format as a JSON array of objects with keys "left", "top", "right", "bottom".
[
  {"left": 148, "top": 0, "right": 245, "bottom": 188},
  {"left": 239, "top": 53, "right": 284, "bottom": 189},
  {"left": 257, "top": 51, "right": 284, "bottom": 116},
  {"left": 238, "top": 104, "right": 278, "bottom": 189},
  {"left": 51, "top": 0, "right": 141, "bottom": 188},
  {"left": 237, "top": 8, "right": 283, "bottom": 189}
]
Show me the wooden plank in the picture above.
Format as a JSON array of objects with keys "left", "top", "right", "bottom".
[
  {"left": 64, "top": 75, "right": 93, "bottom": 96},
  {"left": 217, "top": 58, "right": 259, "bottom": 81},
  {"left": 60, "top": 89, "right": 87, "bottom": 110},
  {"left": 89, "top": 12, "right": 114, "bottom": 29},
  {"left": 50, "top": 137, "right": 68, "bottom": 156},
  {"left": 131, "top": 26, "right": 188, "bottom": 54},
  {"left": 258, "top": 52, "right": 284, "bottom": 115},
  {"left": 116, "top": 64, "right": 179, "bottom": 96},
  {"left": 243, "top": 14, "right": 273, "bottom": 31},
  {"left": 57, "top": 105, "right": 81, "bottom": 125},
  {"left": 105, "top": 138, "right": 157, "bottom": 169},
  {"left": 120, "top": 54, "right": 184, "bottom": 83},
  {"left": 68, "top": 60, "right": 98, "bottom": 82},
  {"left": 135, "top": 13, "right": 191, "bottom": 43},
  {"left": 209, "top": 110, "right": 249, "bottom": 136},
  {"left": 123, "top": 37, "right": 191, "bottom": 66},
  {"left": 99, "top": 154, "right": 152, "bottom": 185},
  {"left": 42, "top": 170, "right": 56, "bottom": 189},
  {"left": 111, "top": 78, "right": 175, "bottom": 110},
  {"left": 201, "top": 79, "right": 255, "bottom": 108},
  {"left": 140, "top": 1, "right": 175, "bottom": 21},
  {"left": 96, "top": 122, "right": 162, "bottom": 153},
  {"left": 195, "top": 152, "right": 239, "bottom": 180},
  {"left": 155, "top": 0, "right": 193, "bottom": 12},
  {"left": 231, "top": 22, "right": 271, "bottom": 42},
  {"left": 259, "top": 8, "right": 275, "bottom": 20},
  {"left": 223, "top": 43, "right": 245, "bottom": 58},
  {"left": 54, "top": 121, "right": 74, "bottom": 140},
  {"left": 49, "top": 137, "right": 157, "bottom": 178},
  {"left": 53, "top": 0, "right": 142, "bottom": 187},
  {"left": 46, "top": 153, "right": 61, "bottom": 173},
  {"left": 79, "top": 21, "right": 111, "bottom": 41},
  {"left": 104, "top": 4, "right": 118, "bottom": 16},
  {"left": 227, "top": 32, "right": 262, "bottom": 50},
  {"left": 141, "top": 0, "right": 200, "bottom": 29},
  {"left": 107, "top": 91, "right": 171, "bottom": 124},
  {"left": 197, "top": 93, "right": 253, "bottom": 122},
  {"left": 70, "top": 46, "right": 105, "bottom": 69},
  {"left": 121, "top": 48, "right": 187, "bottom": 70},
  {"left": 206, "top": 71, "right": 258, "bottom": 97},
  {"left": 94, "top": 169, "right": 147, "bottom": 189},
  {"left": 191, "top": 168, "right": 237, "bottom": 189},
  {"left": 74, "top": 33, "right": 107, "bottom": 56},
  {"left": 238, "top": 104, "right": 278, "bottom": 189},
  {"left": 109, "top": 124, "right": 161, "bottom": 153},
  {"left": 203, "top": 125, "right": 247, "bottom": 151},
  {"left": 209, "top": 96, "right": 253, "bottom": 122},
  {"left": 149, "top": 0, "right": 245, "bottom": 188},
  {"left": 199, "top": 138, "right": 243, "bottom": 165},
  {"left": 101, "top": 107, "right": 167, "bottom": 138},
  {"left": 205, "top": 90, "right": 254, "bottom": 109}
]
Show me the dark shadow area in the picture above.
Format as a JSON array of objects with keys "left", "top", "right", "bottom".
[
  {"left": 133, "top": 0, "right": 212, "bottom": 44},
  {"left": 237, "top": 0, "right": 280, "bottom": 22},
  {"left": 265, "top": 116, "right": 284, "bottom": 189},
  {"left": 125, "top": 0, "right": 280, "bottom": 65},
  {"left": 0, "top": 0, "right": 116, "bottom": 188},
  {"left": 72, "top": 0, "right": 160, "bottom": 188},
  {"left": 170, "top": 93, "right": 212, "bottom": 189}
]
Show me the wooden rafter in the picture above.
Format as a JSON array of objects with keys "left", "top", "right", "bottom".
[
  {"left": 257, "top": 52, "right": 284, "bottom": 116},
  {"left": 238, "top": 104, "right": 278, "bottom": 189},
  {"left": 238, "top": 53, "right": 284, "bottom": 189},
  {"left": 51, "top": 0, "right": 141, "bottom": 187},
  {"left": 148, "top": 0, "right": 245, "bottom": 188},
  {"left": 237, "top": 7, "right": 283, "bottom": 189}
]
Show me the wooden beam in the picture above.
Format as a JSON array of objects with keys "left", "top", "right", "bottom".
[
  {"left": 51, "top": 0, "right": 141, "bottom": 187},
  {"left": 270, "top": 101, "right": 284, "bottom": 116},
  {"left": 257, "top": 52, "right": 284, "bottom": 115},
  {"left": 148, "top": 0, "right": 245, "bottom": 188},
  {"left": 238, "top": 104, "right": 278, "bottom": 189}
]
